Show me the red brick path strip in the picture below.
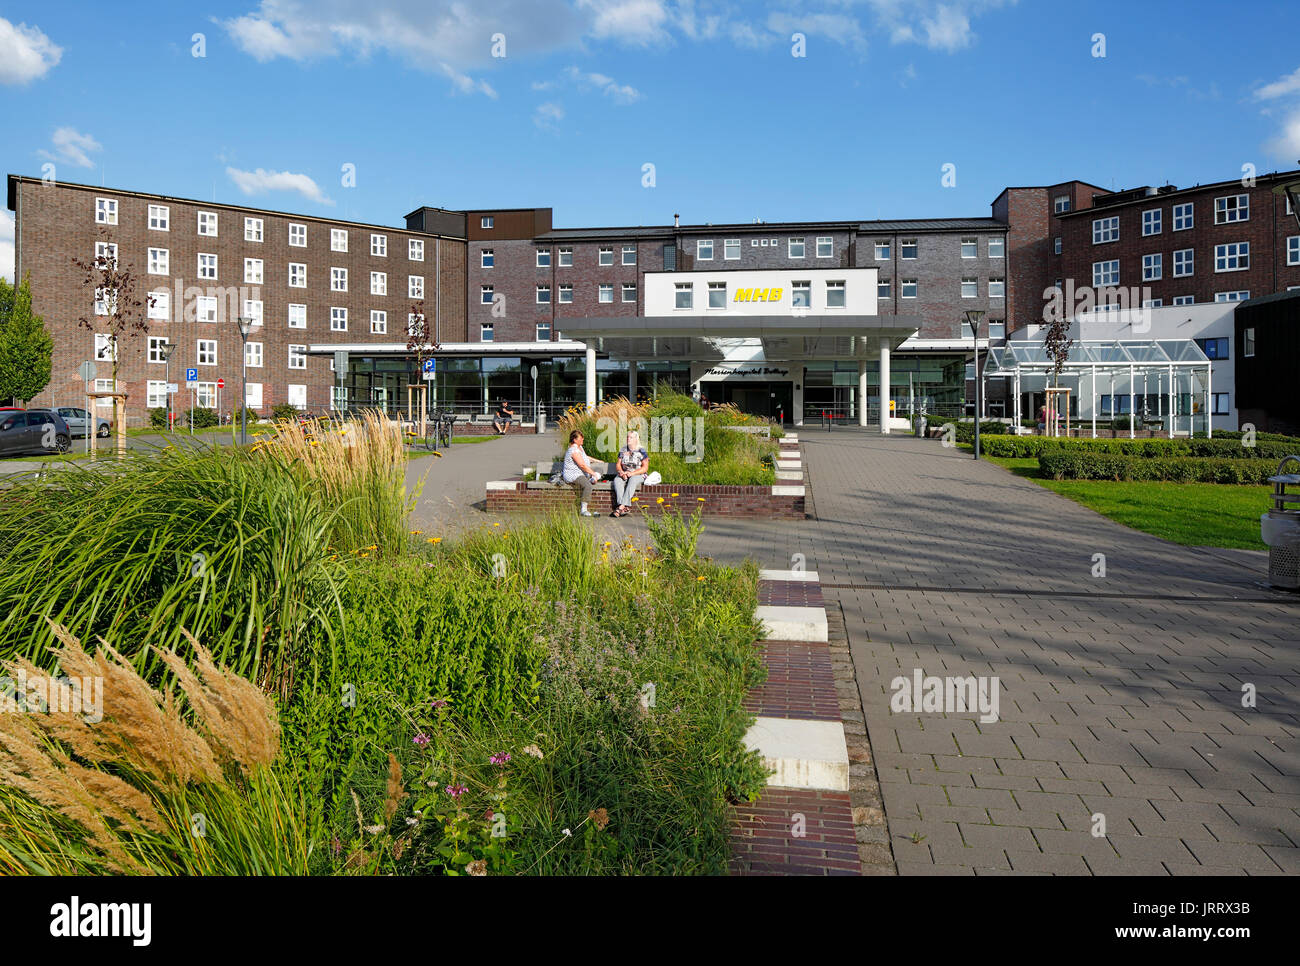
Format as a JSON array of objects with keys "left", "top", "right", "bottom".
[{"left": 730, "top": 577, "right": 861, "bottom": 875}]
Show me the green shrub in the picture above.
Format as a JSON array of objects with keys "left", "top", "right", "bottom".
[
  {"left": 183, "top": 407, "right": 219, "bottom": 429},
  {"left": 1038, "top": 452, "right": 1279, "bottom": 484},
  {"left": 272, "top": 403, "right": 300, "bottom": 421},
  {"left": 980, "top": 433, "right": 1299, "bottom": 461},
  {"left": 147, "top": 407, "right": 169, "bottom": 429}
]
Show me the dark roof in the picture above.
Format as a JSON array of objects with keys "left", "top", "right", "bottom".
[
  {"left": 1239, "top": 289, "right": 1300, "bottom": 309},
  {"left": 858, "top": 217, "right": 1006, "bottom": 232},
  {"left": 536, "top": 217, "right": 1006, "bottom": 241},
  {"left": 1055, "top": 169, "right": 1300, "bottom": 217}
]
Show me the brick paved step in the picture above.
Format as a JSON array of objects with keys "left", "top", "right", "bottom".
[
  {"left": 744, "top": 640, "right": 838, "bottom": 721},
  {"left": 730, "top": 787, "right": 860, "bottom": 876}
]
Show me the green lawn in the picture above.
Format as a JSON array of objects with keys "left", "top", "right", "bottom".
[{"left": 984, "top": 454, "right": 1267, "bottom": 550}]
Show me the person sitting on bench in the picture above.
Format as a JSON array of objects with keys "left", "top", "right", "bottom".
[
  {"left": 493, "top": 398, "right": 515, "bottom": 434},
  {"left": 562, "top": 430, "right": 602, "bottom": 517},
  {"left": 611, "top": 430, "right": 649, "bottom": 518}
]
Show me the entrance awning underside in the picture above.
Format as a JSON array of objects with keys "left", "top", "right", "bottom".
[{"left": 560, "top": 315, "right": 921, "bottom": 363}]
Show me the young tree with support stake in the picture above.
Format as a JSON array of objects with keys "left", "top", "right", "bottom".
[
  {"left": 73, "top": 229, "right": 153, "bottom": 457},
  {"left": 406, "top": 299, "right": 439, "bottom": 439},
  {"left": 1042, "top": 302, "right": 1074, "bottom": 437}
]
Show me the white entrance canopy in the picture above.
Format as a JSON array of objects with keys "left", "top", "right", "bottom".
[{"left": 983, "top": 339, "right": 1214, "bottom": 438}]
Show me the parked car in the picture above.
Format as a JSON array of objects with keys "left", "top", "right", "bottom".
[
  {"left": 0, "top": 409, "right": 72, "bottom": 456},
  {"left": 53, "top": 405, "right": 111, "bottom": 439}
]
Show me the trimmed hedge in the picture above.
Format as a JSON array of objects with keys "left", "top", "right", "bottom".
[
  {"left": 1038, "top": 452, "right": 1280, "bottom": 484},
  {"left": 981, "top": 434, "right": 1300, "bottom": 461}
]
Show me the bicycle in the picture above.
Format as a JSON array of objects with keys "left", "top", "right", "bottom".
[{"left": 420, "top": 410, "right": 456, "bottom": 453}]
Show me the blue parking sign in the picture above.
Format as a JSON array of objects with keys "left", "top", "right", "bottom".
[
  {"left": 422, "top": 358, "right": 436, "bottom": 373},
  {"left": 186, "top": 368, "right": 198, "bottom": 382}
]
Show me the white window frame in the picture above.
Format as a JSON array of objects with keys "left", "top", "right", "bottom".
[
  {"left": 244, "top": 217, "right": 263, "bottom": 242},
  {"left": 330, "top": 307, "right": 348, "bottom": 332},
  {"left": 1288, "top": 236, "right": 1300, "bottom": 266},
  {"left": 1142, "top": 209, "right": 1162, "bottom": 236},
  {"left": 1215, "top": 194, "right": 1249, "bottom": 224},
  {"left": 96, "top": 241, "right": 118, "bottom": 268},
  {"left": 622, "top": 246, "right": 637, "bottom": 266},
  {"left": 874, "top": 240, "right": 890, "bottom": 260},
  {"left": 331, "top": 228, "right": 348, "bottom": 252},
  {"left": 536, "top": 322, "right": 551, "bottom": 341},
  {"left": 1142, "top": 253, "right": 1162, "bottom": 281},
  {"left": 371, "top": 234, "right": 388, "bottom": 257},
  {"left": 961, "top": 278, "right": 978, "bottom": 299},
  {"left": 558, "top": 247, "right": 573, "bottom": 267},
  {"left": 288, "top": 344, "right": 307, "bottom": 369},
  {"left": 331, "top": 267, "right": 348, "bottom": 292},
  {"left": 148, "top": 204, "right": 169, "bottom": 231},
  {"left": 197, "top": 210, "right": 218, "bottom": 237},
  {"left": 598, "top": 247, "right": 613, "bottom": 266},
  {"left": 195, "top": 295, "right": 217, "bottom": 324},
  {"left": 197, "top": 339, "right": 218, "bottom": 367},
  {"left": 598, "top": 284, "right": 614, "bottom": 304},
  {"left": 148, "top": 247, "right": 168, "bottom": 276},
  {"left": 245, "top": 341, "right": 264, "bottom": 368},
  {"left": 1093, "top": 260, "right": 1120, "bottom": 286},
  {"left": 988, "top": 237, "right": 1005, "bottom": 258},
  {"left": 536, "top": 285, "right": 551, "bottom": 304},
  {"left": 243, "top": 298, "right": 263, "bottom": 327},
  {"left": 816, "top": 236, "right": 833, "bottom": 258},
  {"left": 244, "top": 257, "right": 263, "bottom": 284},
  {"left": 480, "top": 216, "right": 494, "bottom": 229},
  {"left": 900, "top": 239, "right": 918, "bottom": 259},
  {"left": 960, "top": 237, "right": 977, "bottom": 259},
  {"left": 408, "top": 275, "right": 424, "bottom": 299},
  {"left": 148, "top": 288, "right": 169, "bottom": 321},
  {"left": 1053, "top": 195, "right": 1070, "bottom": 214},
  {"left": 146, "top": 380, "right": 167, "bottom": 408},
  {"left": 1173, "top": 248, "right": 1194, "bottom": 277},
  {"left": 901, "top": 279, "right": 918, "bottom": 299},
  {"left": 409, "top": 239, "right": 425, "bottom": 261},
  {"left": 622, "top": 283, "right": 636, "bottom": 303},
  {"left": 877, "top": 280, "right": 891, "bottom": 299},
  {"left": 368, "top": 271, "right": 385, "bottom": 295},
  {"left": 788, "top": 237, "right": 806, "bottom": 259},
  {"left": 536, "top": 248, "right": 551, "bottom": 268},
  {"left": 675, "top": 283, "right": 693, "bottom": 309},
  {"left": 1172, "top": 295, "right": 1195, "bottom": 306},
  {"left": 197, "top": 253, "right": 218, "bottom": 280},
  {"left": 707, "top": 282, "right": 726, "bottom": 309},
  {"left": 480, "top": 322, "right": 494, "bottom": 342},
  {"left": 989, "top": 277, "right": 1005, "bottom": 299},
  {"left": 480, "top": 285, "right": 494, "bottom": 305},
  {"left": 370, "top": 310, "right": 387, "bottom": 334},
  {"left": 289, "top": 223, "right": 306, "bottom": 247},
  {"left": 1092, "top": 216, "right": 1119, "bottom": 244},
  {"left": 288, "top": 304, "right": 306, "bottom": 329},
  {"left": 1214, "top": 242, "right": 1249, "bottom": 273},
  {"left": 724, "top": 239, "right": 741, "bottom": 260},
  {"left": 825, "top": 280, "right": 846, "bottom": 308},
  {"left": 697, "top": 239, "right": 714, "bottom": 260},
  {"left": 289, "top": 262, "right": 306, "bottom": 288},
  {"left": 95, "top": 197, "right": 118, "bottom": 225},
  {"left": 147, "top": 336, "right": 169, "bottom": 364},
  {"left": 1173, "top": 202, "right": 1193, "bottom": 231},
  {"left": 558, "top": 284, "right": 573, "bottom": 304},
  {"left": 1215, "top": 290, "right": 1250, "bottom": 303}
]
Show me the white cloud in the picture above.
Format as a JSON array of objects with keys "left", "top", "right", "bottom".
[
  {"left": 1254, "top": 66, "right": 1300, "bottom": 101},
  {"left": 0, "top": 211, "right": 14, "bottom": 284},
  {"left": 867, "top": 0, "right": 1013, "bottom": 52},
  {"left": 1265, "top": 107, "right": 1300, "bottom": 161},
  {"left": 38, "top": 127, "right": 102, "bottom": 169},
  {"left": 0, "top": 18, "right": 61, "bottom": 84},
  {"left": 577, "top": 0, "right": 670, "bottom": 46},
  {"left": 439, "top": 62, "right": 497, "bottom": 98},
  {"left": 226, "top": 167, "right": 335, "bottom": 205},
  {"left": 766, "top": 11, "right": 868, "bottom": 52},
  {"left": 533, "top": 101, "right": 565, "bottom": 130},
  {"left": 921, "top": 4, "right": 972, "bottom": 52},
  {"left": 563, "top": 66, "right": 642, "bottom": 103}
]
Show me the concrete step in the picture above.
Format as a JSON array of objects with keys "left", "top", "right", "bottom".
[
  {"left": 743, "top": 716, "right": 849, "bottom": 790},
  {"left": 755, "top": 604, "right": 828, "bottom": 642}
]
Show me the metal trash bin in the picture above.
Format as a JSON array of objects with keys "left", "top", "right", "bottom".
[{"left": 1261, "top": 455, "right": 1300, "bottom": 590}]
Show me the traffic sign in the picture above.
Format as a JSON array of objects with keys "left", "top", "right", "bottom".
[
  {"left": 422, "top": 358, "right": 436, "bottom": 373},
  {"left": 186, "top": 381, "right": 198, "bottom": 390},
  {"left": 76, "top": 360, "right": 97, "bottom": 382},
  {"left": 334, "top": 350, "right": 349, "bottom": 374},
  {"left": 217, "top": 378, "right": 225, "bottom": 389},
  {"left": 186, "top": 368, "right": 198, "bottom": 382},
  {"left": 167, "top": 383, "right": 179, "bottom": 394}
]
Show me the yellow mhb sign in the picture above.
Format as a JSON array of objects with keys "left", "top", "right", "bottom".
[{"left": 733, "top": 288, "right": 784, "bottom": 303}]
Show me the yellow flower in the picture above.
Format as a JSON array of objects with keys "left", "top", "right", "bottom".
[
  {"left": 671, "top": 493, "right": 679, "bottom": 497},
  {"left": 631, "top": 497, "right": 639, "bottom": 502},
  {"left": 427, "top": 537, "right": 442, "bottom": 544},
  {"left": 696, "top": 497, "right": 705, "bottom": 502},
  {"left": 411, "top": 529, "right": 423, "bottom": 535},
  {"left": 493, "top": 522, "right": 501, "bottom": 527},
  {"left": 360, "top": 552, "right": 370, "bottom": 558},
  {"left": 696, "top": 575, "right": 706, "bottom": 582},
  {"left": 656, "top": 497, "right": 665, "bottom": 504},
  {"left": 603, "top": 541, "right": 612, "bottom": 547}
]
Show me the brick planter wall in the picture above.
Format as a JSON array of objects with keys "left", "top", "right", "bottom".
[{"left": 486, "top": 481, "right": 805, "bottom": 519}]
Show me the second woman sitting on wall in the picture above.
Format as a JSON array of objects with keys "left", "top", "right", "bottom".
[{"left": 611, "top": 430, "right": 649, "bottom": 518}]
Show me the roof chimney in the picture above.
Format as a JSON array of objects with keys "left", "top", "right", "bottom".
[{"left": 674, "top": 212, "right": 680, "bottom": 227}]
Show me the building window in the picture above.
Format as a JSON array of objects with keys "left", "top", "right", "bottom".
[
  {"left": 598, "top": 247, "right": 613, "bottom": 266},
  {"left": 536, "top": 249, "right": 551, "bottom": 268},
  {"left": 675, "top": 283, "right": 693, "bottom": 309},
  {"left": 480, "top": 323, "right": 494, "bottom": 341},
  {"left": 598, "top": 284, "right": 613, "bottom": 303},
  {"left": 1142, "top": 299, "right": 1163, "bottom": 308},
  {"left": 195, "top": 295, "right": 217, "bottom": 323},
  {"left": 1244, "top": 327, "right": 1255, "bottom": 356},
  {"left": 878, "top": 279, "right": 891, "bottom": 299},
  {"left": 197, "top": 339, "right": 217, "bottom": 366},
  {"left": 197, "top": 211, "right": 218, "bottom": 236},
  {"left": 330, "top": 307, "right": 348, "bottom": 331},
  {"left": 95, "top": 241, "right": 118, "bottom": 270},
  {"left": 480, "top": 249, "right": 494, "bottom": 268},
  {"left": 791, "top": 281, "right": 811, "bottom": 307},
  {"left": 147, "top": 336, "right": 169, "bottom": 364},
  {"left": 707, "top": 282, "right": 726, "bottom": 308},
  {"left": 788, "top": 237, "right": 805, "bottom": 258},
  {"left": 95, "top": 197, "right": 118, "bottom": 225},
  {"left": 1215, "top": 290, "right": 1250, "bottom": 302},
  {"left": 1172, "top": 295, "right": 1195, "bottom": 306},
  {"left": 198, "top": 253, "right": 218, "bottom": 280},
  {"left": 874, "top": 240, "right": 890, "bottom": 260},
  {"left": 1054, "top": 195, "right": 1070, "bottom": 213},
  {"left": 988, "top": 237, "right": 1005, "bottom": 258},
  {"left": 558, "top": 284, "right": 573, "bottom": 303},
  {"left": 988, "top": 321, "right": 1006, "bottom": 340},
  {"left": 1173, "top": 248, "right": 1194, "bottom": 277},
  {"left": 724, "top": 239, "right": 740, "bottom": 260},
  {"left": 536, "top": 285, "right": 551, "bottom": 304},
  {"left": 826, "top": 281, "right": 846, "bottom": 308},
  {"left": 901, "top": 279, "right": 918, "bottom": 298},
  {"left": 1171, "top": 202, "right": 1193, "bottom": 231},
  {"left": 480, "top": 216, "right": 494, "bottom": 229},
  {"left": 480, "top": 285, "right": 493, "bottom": 305},
  {"left": 1093, "top": 260, "right": 1120, "bottom": 286},
  {"left": 1142, "top": 209, "right": 1162, "bottom": 236},
  {"left": 1196, "top": 337, "right": 1229, "bottom": 360},
  {"left": 409, "top": 239, "right": 425, "bottom": 261},
  {"left": 368, "top": 310, "right": 386, "bottom": 334},
  {"left": 901, "top": 239, "right": 918, "bottom": 259},
  {"left": 622, "top": 283, "right": 636, "bottom": 303},
  {"left": 288, "top": 344, "right": 307, "bottom": 369},
  {"left": 331, "top": 267, "right": 348, "bottom": 292},
  {"left": 289, "top": 262, "right": 306, "bottom": 288},
  {"left": 195, "top": 382, "right": 218, "bottom": 409},
  {"left": 1092, "top": 216, "right": 1119, "bottom": 244},
  {"left": 148, "top": 289, "right": 169, "bottom": 321},
  {"left": 956, "top": 277, "right": 975, "bottom": 299},
  {"left": 146, "top": 380, "right": 167, "bottom": 408},
  {"left": 244, "top": 258, "right": 263, "bottom": 284},
  {"left": 409, "top": 275, "right": 424, "bottom": 299},
  {"left": 1142, "top": 253, "right": 1162, "bottom": 281},
  {"left": 1211, "top": 393, "right": 1230, "bottom": 416},
  {"left": 989, "top": 277, "right": 1005, "bottom": 298},
  {"left": 245, "top": 342, "right": 263, "bottom": 368},
  {"left": 815, "top": 236, "right": 833, "bottom": 258},
  {"left": 289, "top": 223, "right": 306, "bottom": 247},
  {"left": 697, "top": 240, "right": 713, "bottom": 260},
  {"left": 243, "top": 299, "right": 263, "bottom": 327},
  {"left": 289, "top": 304, "right": 306, "bottom": 329},
  {"left": 371, "top": 234, "right": 387, "bottom": 257},
  {"left": 535, "top": 321, "right": 551, "bottom": 341},
  {"left": 148, "top": 204, "right": 169, "bottom": 231},
  {"left": 371, "top": 271, "right": 386, "bottom": 295},
  {"left": 1288, "top": 236, "right": 1300, "bottom": 266},
  {"left": 752, "top": 239, "right": 760, "bottom": 248},
  {"left": 1215, "top": 194, "right": 1249, "bottom": 224},
  {"left": 622, "top": 246, "right": 637, "bottom": 266},
  {"left": 1215, "top": 242, "right": 1249, "bottom": 272},
  {"left": 148, "top": 247, "right": 169, "bottom": 276},
  {"left": 961, "top": 237, "right": 977, "bottom": 258},
  {"left": 558, "top": 247, "right": 573, "bottom": 267}
]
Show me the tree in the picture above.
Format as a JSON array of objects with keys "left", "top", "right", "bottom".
[
  {"left": 72, "top": 229, "right": 153, "bottom": 455},
  {"left": 0, "top": 274, "right": 54, "bottom": 403},
  {"left": 1042, "top": 302, "right": 1074, "bottom": 436},
  {"left": 406, "top": 300, "right": 440, "bottom": 436}
]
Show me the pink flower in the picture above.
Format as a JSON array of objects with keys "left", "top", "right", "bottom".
[
  {"left": 490, "top": 752, "right": 512, "bottom": 766},
  {"left": 413, "top": 733, "right": 430, "bottom": 747},
  {"left": 445, "top": 784, "right": 468, "bottom": 799}
]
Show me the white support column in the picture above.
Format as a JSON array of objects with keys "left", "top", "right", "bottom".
[
  {"left": 793, "top": 367, "right": 805, "bottom": 427},
  {"left": 1206, "top": 363, "right": 1213, "bottom": 439},
  {"left": 1091, "top": 364, "right": 1097, "bottom": 438},
  {"left": 858, "top": 359, "right": 868, "bottom": 427},
  {"left": 628, "top": 360, "right": 638, "bottom": 403},
  {"left": 879, "top": 338, "right": 891, "bottom": 434},
  {"left": 1168, "top": 363, "right": 1174, "bottom": 436},
  {"left": 585, "top": 343, "right": 597, "bottom": 410},
  {"left": 1128, "top": 364, "right": 1136, "bottom": 439}
]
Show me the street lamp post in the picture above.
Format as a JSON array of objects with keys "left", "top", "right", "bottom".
[
  {"left": 160, "top": 340, "right": 177, "bottom": 433},
  {"left": 965, "top": 309, "right": 986, "bottom": 460},
  {"left": 236, "top": 316, "right": 253, "bottom": 446},
  {"left": 1273, "top": 175, "right": 1300, "bottom": 230}
]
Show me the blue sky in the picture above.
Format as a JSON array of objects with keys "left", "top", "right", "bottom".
[{"left": 4, "top": 0, "right": 1300, "bottom": 279}]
